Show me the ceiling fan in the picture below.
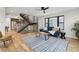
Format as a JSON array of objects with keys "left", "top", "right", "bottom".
[
  {"left": 41, "top": 7, "right": 49, "bottom": 13},
  {"left": 36, "top": 7, "right": 49, "bottom": 13}
]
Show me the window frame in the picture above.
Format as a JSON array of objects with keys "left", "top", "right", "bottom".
[{"left": 44, "top": 15, "right": 64, "bottom": 31}]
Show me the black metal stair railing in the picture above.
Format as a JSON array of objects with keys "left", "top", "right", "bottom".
[
  {"left": 18, "top": 13, "right": 37, "bottom": 33},
  {"left": 11, "top": 13, "right": 38, "bottom": 33},
  {"left": 20, "top": 13, "right": 31, "bottom": 23},
  {"left": 17, "top": 13, "right": 31, "bottom": 33}
]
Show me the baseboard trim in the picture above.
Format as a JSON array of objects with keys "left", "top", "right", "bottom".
[{"left": 66, "top": 37, "right": 78, "bottom": 40}]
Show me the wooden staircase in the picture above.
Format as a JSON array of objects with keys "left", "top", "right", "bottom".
[{"left": 11, "top": 13, "right": 38, "bottom": 33}]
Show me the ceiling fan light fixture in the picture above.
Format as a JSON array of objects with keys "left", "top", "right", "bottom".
[{"left": 43, "top": 10, "right": 45, "bottom": 13}]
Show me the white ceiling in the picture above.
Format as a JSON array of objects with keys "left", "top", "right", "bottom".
[{"left": 5, "top": 7, "right": 78, "bottom": 17}]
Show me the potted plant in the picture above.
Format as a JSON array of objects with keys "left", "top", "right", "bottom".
[{"left": 72, "top": 21, "right": 79, "bottom": 39}]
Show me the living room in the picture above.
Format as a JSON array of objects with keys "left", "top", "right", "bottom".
[{"left": 0, "top": 7, "right": 79, "bottom": 52}]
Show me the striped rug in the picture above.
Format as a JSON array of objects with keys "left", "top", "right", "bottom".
[{"left": 22, "top": 35, "right": 69, "bottom": 52}]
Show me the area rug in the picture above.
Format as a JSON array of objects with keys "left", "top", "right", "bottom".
[{"left": 22, "top": 35, "right": 69, "bottom": 52}]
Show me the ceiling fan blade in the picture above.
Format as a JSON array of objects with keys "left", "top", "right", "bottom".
[
  {"left": 45, "top": 7, "right": 49, "bottom": 10},
  {"left": 43, "top": 10, "right": 46, "bottom": 13}
]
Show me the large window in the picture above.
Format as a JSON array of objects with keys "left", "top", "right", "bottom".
[
  {"left": 49, "top": 17, "right": 57, "bottom": 27},
  {"left": 45, "top": 15, "right": 64, "bottom": 31},
  {"left": 59, "top": 16, "right": 64, "bottom": 30}
]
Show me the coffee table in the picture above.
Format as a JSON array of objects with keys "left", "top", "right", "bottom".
[{"left": 36, "top": 32, "right": 49, "bottom": 40}]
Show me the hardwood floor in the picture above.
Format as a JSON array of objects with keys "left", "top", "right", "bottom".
[
  {"left": 67, "top": 38, "right": 79, "bottom": 52},
  {"left": 0, "top": 31, "right": 32, "bottom": 52},
  {"left": 0, "top": 31, "right": 79, "bottom": 52}
]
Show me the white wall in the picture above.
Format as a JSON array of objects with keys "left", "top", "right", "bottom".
[
  {"left": 0, "top": 8, "right": 5, "bottom": 35},
  {"left": 38, "top": 8, "right": 79, "bottom": 38}
]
